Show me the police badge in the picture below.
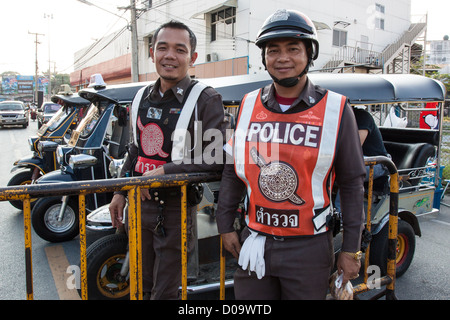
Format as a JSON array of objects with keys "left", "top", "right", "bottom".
[
  {"left": 269, "top": 9, "right": 290, "bottom": 23},
  {"left": 147, "top": 107, "right": 163, "bottom": 120}
]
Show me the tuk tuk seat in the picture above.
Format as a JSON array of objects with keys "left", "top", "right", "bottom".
[
  {"left": 383, "top": 141, "right": 436, "bottom": 188},
  {"left": 109, "top": 123, "right": 129, "bottom": 159}
]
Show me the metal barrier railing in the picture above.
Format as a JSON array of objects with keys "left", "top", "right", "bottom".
[
  {"left": 352, "top": 156, "right": 399, "bottom": 300},
  {"left": 0, "top": 172, "right": 220, "bottom": 300},
  {"left": 0, "top": 156, "right": 398, "bottom": 300}
]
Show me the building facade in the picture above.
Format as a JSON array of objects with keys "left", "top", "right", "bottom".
[
  {"left": 427, "top": 37, "right": 450, "bottom": 73},
  {"left": 70, "top": 0, "right": 425, "bottom": 88}
]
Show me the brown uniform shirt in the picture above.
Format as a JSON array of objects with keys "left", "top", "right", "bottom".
[{"left": 216, "top": 78, "right": 366, "bottom": 252}]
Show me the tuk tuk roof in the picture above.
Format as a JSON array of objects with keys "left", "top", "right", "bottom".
[
  {"left": 310, "top": 73, "right": 446, "bottom": 104},
  {"left": 77, "top": 73, "right": 446, "bottom": 107},
  {"left": 78, "top": 82, "right": 152, "bottom": 104},
  {"left": 201, "top": 73, "right": 447, "bottom": 105},
  {"left": 51, "top": 93, "right": 90, "bottom": 106}
]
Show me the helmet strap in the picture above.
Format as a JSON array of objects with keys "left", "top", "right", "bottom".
[{"left": 268, "top": 57, "right": 312, "bottom": 88}]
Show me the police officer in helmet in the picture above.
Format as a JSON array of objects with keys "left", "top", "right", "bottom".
[{"left": 216, "top": 9, "right": 366, "bottom": 299}]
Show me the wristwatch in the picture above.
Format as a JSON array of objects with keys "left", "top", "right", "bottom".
[{"left": 341, "top": 251, "right": 362, "bottom": 261}]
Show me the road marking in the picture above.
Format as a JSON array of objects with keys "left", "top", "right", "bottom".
[
  {"left": 44, "top": 245, "right": 81, "bottom": 300},
  {"left": 431, "top": 219, "right": 450, "bottom": 227}
]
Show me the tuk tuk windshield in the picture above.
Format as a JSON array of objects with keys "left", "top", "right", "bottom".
[
  {"left": 37, "top": 107, "right": 71, "bottom": 136},
  {"left": 68, "top": 103, "right": 101, "bottom": 147}
]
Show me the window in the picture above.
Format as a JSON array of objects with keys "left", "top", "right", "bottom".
[
  {"left": 360, "top": 35, "right": 369, "bottom": 50},
  {"left": 375, "top": 18, "right": 385, "bottom": 30},
  {"left": 332, "top": 29, "right": 347, "bottom": 47},
  {"left": 211, "top": 7, "right": 236, "bottom": 42},
  {"left": 375, "top": 3, "right": 385, "bottom": 14}
]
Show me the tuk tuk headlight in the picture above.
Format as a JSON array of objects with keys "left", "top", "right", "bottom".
[
  {"left": 69, "top": 154, "right": 97, "bottom": 169},
  {"left": 37, "top": 141, "right": 58, "bottom": 153}
]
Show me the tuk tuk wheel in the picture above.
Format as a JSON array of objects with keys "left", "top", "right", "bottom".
[
  {"left": 81, "top": 233, "right": 130, "bottom": 300},
  {"left": 31, "top": 196, "right": 79, "bottom": 242},
  {"left": 369, "top": 219, "right": 416, "bottom": 278},
  {"left": 7, "top": 170, "right": 39, "bottom": 210}
]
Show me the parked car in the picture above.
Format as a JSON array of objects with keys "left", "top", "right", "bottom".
[
  {"left": 0, "top": 100, "right": 29, "bottom": 128},
  {"left": 37, "top": 102, "right": 62, "bottom": 129}
]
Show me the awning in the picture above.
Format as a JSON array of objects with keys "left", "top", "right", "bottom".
[
  {"left": 191, "top": 0, "right": 237, "bottom": 19},
  {"left": 313, "top": 20, "right": 331, "bottom": 30}
]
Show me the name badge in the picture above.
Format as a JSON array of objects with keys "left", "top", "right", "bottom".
[
  {"left": 169, "top": 108, "right": 181, "bottom": 114},
  {"left": 147, "top": 107, "right": 162, "bottom": 120}
]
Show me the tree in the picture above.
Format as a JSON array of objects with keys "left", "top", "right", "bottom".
[
  {"left": 51, "top": 73, "right": 70, "bottom": 95},
  {"left": 430, "top": 73, "right": 450, "bottom": 95},
  {"left": 1, "top": 71, "right": 20, "bottom": 77}
]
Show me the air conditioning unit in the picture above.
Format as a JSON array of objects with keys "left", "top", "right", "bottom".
[{"left": 206, "top": 52, "right": 219, "bottom": 62}]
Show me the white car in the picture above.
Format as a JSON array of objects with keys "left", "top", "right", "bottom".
[{"left": 0, "top": 100, "right": 29, "bottom": 128}]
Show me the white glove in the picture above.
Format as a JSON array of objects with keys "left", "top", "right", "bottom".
[{"left": 238, "top": 229, "right": 266, "bottom": 279}]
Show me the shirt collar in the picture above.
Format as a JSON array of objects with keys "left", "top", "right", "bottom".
[
  {"left": 262, "top": 77, "right": 320, "bottom": 112},
  {"left": 149, "top": 75, "right": 192, "bottom": 104}
]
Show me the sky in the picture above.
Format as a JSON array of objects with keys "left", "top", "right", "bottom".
[
  {"left": 0, "top": 0, "right": 448, "bottom": 76},
  {"left": 0, "top": 0, "right": 130, "bottom": 75}
]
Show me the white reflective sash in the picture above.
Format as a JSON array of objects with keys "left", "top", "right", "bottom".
[
  {"left": 131, "top": 86, "right": 147, "bottom": 147},
  {"left": 234, "top": 89, "right": 261, "bottom": 196},
  {"left": 171, "top": 82, "right": 207, "bottom": 162},
  {"left": 311, "top": 90, "right": 343, "bottom": 234}
]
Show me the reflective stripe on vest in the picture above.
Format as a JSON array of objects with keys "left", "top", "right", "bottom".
[{"left": 233, "top": 89, "right": 345, "bottom": 237}]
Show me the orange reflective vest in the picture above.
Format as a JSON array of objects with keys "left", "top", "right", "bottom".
[{"left": 232, "top": 88, "right": 346, "bottom": 237}]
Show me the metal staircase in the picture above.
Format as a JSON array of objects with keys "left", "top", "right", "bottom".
[
  {"left": 321, "top": 22, "right": 427, "bottom": 74},
  {"left": 382, "top": 22, "right": 426, "bottom": 74}
]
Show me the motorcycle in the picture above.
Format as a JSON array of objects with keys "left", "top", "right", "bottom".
[
  {"left": 30, "top": 104, "right": 37, "bottom": 121},
  {"left": 7, "top": 93, "right": 89, "bottom": 210},
  {"left": 30, "top": 77, "right": 148, "bottom": 242}
]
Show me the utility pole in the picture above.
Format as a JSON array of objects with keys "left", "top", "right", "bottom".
[
  {"left": 130, "top": 0, "right": 139, "bottom": 82},
  {"left": 44, "top": 13, "right": 53, "bottom": 99},
  {"left": 28, "top": 31, "right": 44, "bottom": 104},
  {"left": 78, "top": 0, "right": 140, "bottom": 82},
  {"left": 118, "top": 0, "right": 140, "bottom": 82}
]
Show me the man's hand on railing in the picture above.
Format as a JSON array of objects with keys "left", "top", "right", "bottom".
[
  {"left": 141, "top": 166, "right": 165, "bottom": 201},
  {"left": 109, "top": 194, "right": 127, "bottom": 228}
]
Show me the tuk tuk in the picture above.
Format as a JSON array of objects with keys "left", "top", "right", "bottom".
[
  {"left": 7, "top": 93, "right": 90, "bottom": 210},
  {"left": 81, "top": 73, "right": 445, "bottom": 299},
  {"left": 30, "top": 78, "right": 148, "bottom": 242},
  {"left": 307, "top": 73, "right": 446, "bottom": 277}
]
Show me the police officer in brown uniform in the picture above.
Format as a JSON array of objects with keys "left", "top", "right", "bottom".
[
  {"left": 109, "top": 21, "right": 227, "bottom": 299},
  {"left": 216, "top": 10, "right": 366, "bottom": 299}
]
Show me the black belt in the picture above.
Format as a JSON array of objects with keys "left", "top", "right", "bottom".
[{"left": 149, "top": 187, "right": 181, "bottom": 200}]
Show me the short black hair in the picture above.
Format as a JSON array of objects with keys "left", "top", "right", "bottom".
[{"left": 152, "top": 20, "right": 197, "bottom": 56}]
